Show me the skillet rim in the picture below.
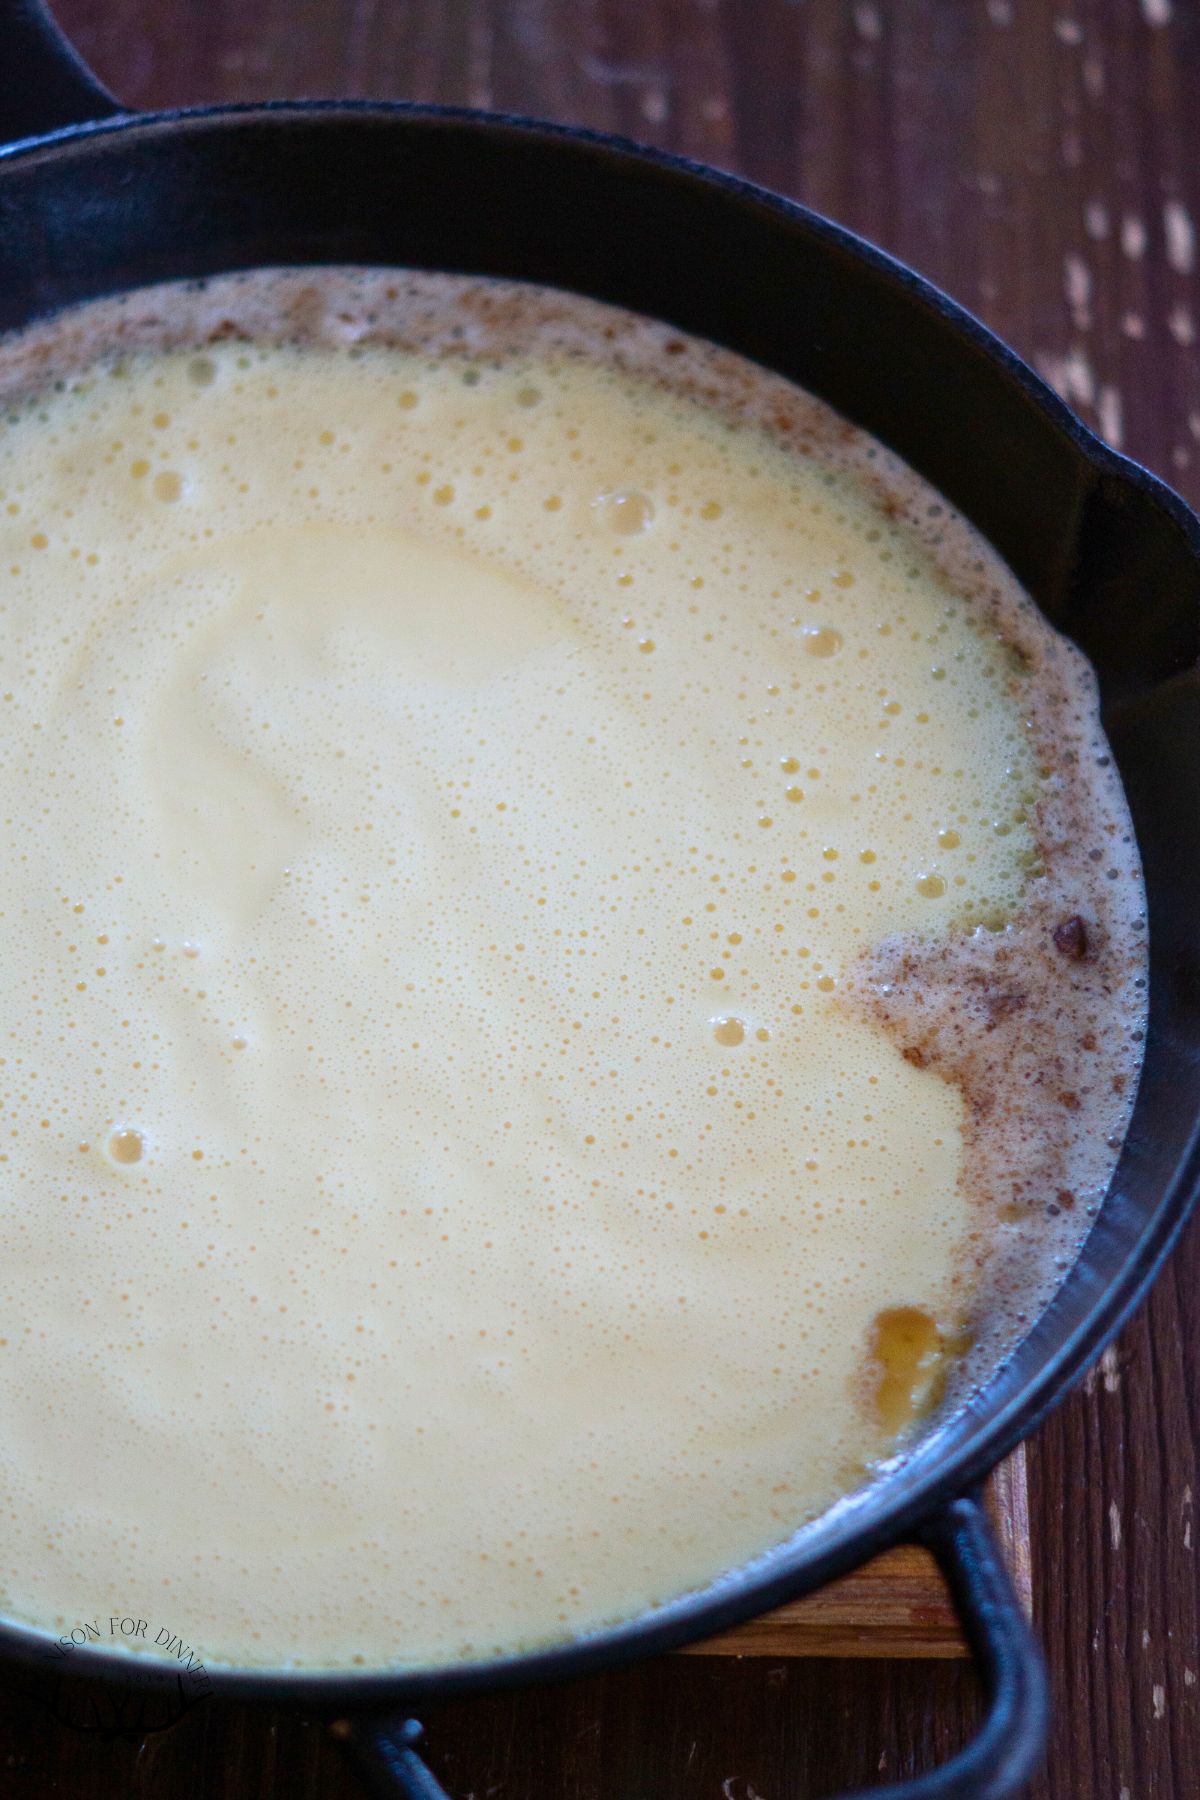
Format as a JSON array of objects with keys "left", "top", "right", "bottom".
[
  {"left": 3, "top": 97, "right": 1199, "bottom": 558},
  {"left": 0, "top": 96, "right": 1197, "bottom": 1706}
]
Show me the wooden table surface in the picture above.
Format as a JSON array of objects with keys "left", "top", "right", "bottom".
[{"left": 5, "top": 3, "right": 1198, "bottom": 1796}]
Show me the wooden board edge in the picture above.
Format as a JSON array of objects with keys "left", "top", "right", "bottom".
[{"left": 681, "top": 1444, "right": 1031, "bottom": 1659}]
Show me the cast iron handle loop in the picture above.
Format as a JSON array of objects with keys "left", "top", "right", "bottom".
[
  {"left": 0, "top": 0, "right": 123, "bottom": 146},
  {"left": 832, "top": 1492, "right": 1048, "bottom": 1800},
  {"left": 335, "top": 1718, "right": 454, "bottom": 1800},
  {"left": 336, "top": 1493, "right": 1047, "bottom": 1800}
]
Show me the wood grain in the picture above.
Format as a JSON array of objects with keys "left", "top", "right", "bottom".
[
  {"left": 685, "top": 1450, "right": 1032, "bottom": 1659},
  {"left": 3, "top": 4, "right": 1197, "bottom": 1797}
]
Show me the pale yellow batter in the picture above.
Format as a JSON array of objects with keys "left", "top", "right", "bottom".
[{"left": 0, "top": 275, "right": 1140, "bottom": 1668}]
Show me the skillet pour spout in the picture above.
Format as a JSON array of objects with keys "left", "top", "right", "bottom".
[{"left": 1, "top": 3, "right": 1200, "bottom": 1797}]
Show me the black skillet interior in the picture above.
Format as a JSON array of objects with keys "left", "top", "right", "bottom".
[{"left": 1, "top": 8, "right": 1200, "bottom": 1800}]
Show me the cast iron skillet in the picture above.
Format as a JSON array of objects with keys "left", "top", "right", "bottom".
[{"left": 3, "top": 5, "right": 1200, "bottom": 1796}]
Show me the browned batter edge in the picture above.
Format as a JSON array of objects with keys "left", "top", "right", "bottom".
[{"left": 0, "top": 266, "right": 1148, "bottom": 1433}]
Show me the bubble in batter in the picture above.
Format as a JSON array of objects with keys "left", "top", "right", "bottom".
[{"left": 105, "top": 1128, "right": 144, "bottom": 1165}]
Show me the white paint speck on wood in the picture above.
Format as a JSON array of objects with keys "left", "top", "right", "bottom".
[
  {"left": 1164, "top": 200, "right": 1196, "bottom": 274},
  {"left": 1064, "top": 253, "right": 1092, "bottom": 327},
  {"left": 1099, "top": 385, "right": 1124, "bottom": 448},
  {"left": 1169, "top": 305, "right": 1196, "bottom": 346},
  {"left": 1038, "top": 346, "right": 1097, "bottom": 408},
  {"left": 1085, "top": 200, "right": 1110, "bottom": 239},
  {"left": 854, "top": 4, "right": 882, "bottom": 42},
  {"left": 1121, "top": 214, "right": 1148, "bottom": 260}
]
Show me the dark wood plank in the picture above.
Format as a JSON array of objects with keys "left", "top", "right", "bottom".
[{"left": 5, "top": 3, "right": 1198, "bottom": 1796}]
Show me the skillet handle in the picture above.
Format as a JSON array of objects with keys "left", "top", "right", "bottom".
[
  {"left": 0, "top": 0, "right": 123, "bottom": 145},
  {"left": 827, "top": 1491, "right": 1048, "bottom": 1799},
  {"left": 333, "top": 1716, "right": 453, "bottom": 1800},
  {"left": 335, "top": 1491, "right": 1046, "bottom": 1800}
]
